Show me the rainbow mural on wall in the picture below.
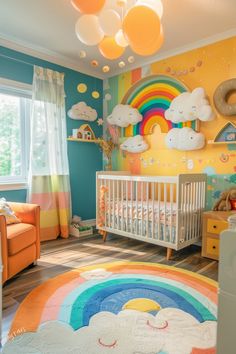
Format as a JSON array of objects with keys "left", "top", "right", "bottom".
[{"left": 121, "top": 75, "right": 197, "bottom": 137}]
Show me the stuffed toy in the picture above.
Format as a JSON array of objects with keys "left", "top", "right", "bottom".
[{"left": 213, "top": 188, "right": 236, "bottom": 211}]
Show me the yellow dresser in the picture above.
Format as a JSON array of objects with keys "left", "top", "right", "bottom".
[{"left": 202, "top": 211, "right": 236, "bottom": 260}]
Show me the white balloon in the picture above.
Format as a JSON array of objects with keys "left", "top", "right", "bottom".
[
  {"left": 115, "top": 29, "right": 129, "bottom": 47},
  {"left": 99, "top": 9, "right": 121, "bottom": 36},
  {"left": 75, "top": 15, "right": 104, "bottom": 46},
  {"left": 137, "top": 0, "right": 163, "bottom": 19}
]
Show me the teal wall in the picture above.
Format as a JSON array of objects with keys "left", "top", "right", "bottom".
[{"left": 0, "top": 46, "right": 103, "bottom": 220}]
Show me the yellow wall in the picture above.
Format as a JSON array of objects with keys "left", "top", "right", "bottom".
[{"left": 105, "top": 36, "right": 236, "bottom": 179}]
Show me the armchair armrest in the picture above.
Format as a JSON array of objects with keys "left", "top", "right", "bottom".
[
  {"left": 0, "top": 215, "right": 8, "bottom": 283},
  {"left": 8, "top": 202, "right": 40, "bottom": 226}
]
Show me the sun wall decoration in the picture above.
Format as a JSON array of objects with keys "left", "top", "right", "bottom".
[{"left": 71, "top": 0, "right": 164, "bottom": 61}]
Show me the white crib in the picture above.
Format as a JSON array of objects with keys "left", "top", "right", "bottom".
[{"left": 96, "top": 172, "right": 207, "bottom": 259}]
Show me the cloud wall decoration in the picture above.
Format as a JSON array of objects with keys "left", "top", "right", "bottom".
[
  {"left": 165, "top": 87, "right": 215, "bottom": 123},
  {"left": 68, "top": 102, "right": 98, "bottom": 121},
  {"left": 120, "top": 135, "right": 148, "bottom": 153},
  {"left": 165, "top": 127, "right": 205, "bottom": 151},
  {"left": 107, "top": 104, "right": 143, "bottom": 128}
]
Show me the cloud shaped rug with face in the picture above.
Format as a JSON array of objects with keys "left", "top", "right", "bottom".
[
  {"left": 68, "top": 101, "right": 98, "bottom": 121},
  {"left": 165, "top": 88, "right": 215, "bottom": 123},
  {"left": 107, "top": 104, "right": 143, "bottom": 127},
  {"left": 3, "top": 262, "right": 218, "bottom": 354}
]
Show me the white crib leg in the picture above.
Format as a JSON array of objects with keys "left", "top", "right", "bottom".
[{"left": 167, "top": 248, "right": 173, "bottom": 261}]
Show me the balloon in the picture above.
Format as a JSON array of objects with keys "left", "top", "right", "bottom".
[
  {"left": 99, "top": 9, "right": 121, "bottom": 36},
  {"left": 75, "top": 15, "right": 104, "bottom": 45},
  {"left": 128, "top": 56, "right": 135, "bottom": 63},
  {"left": 102, "top": 65, "right": 110, "bottom": 73},
  {"left": 71, "top": 0, "right": 105, "bottom": 14},
  {"left": 123, "top": 6, "right": 161, "bottom": 50},
  {"left": 115, "top": 29, "right": 129, "bottom": 47},
  {"left": 99, "top": 37, "right": 125, "bottom": 60},
  {"left": 130, "top": 27, "right": 164, "bottom": 56},
  {"left": 136, "top": 0, "right": 163, "bottom": 19}
]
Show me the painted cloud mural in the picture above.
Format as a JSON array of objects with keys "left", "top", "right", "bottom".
[
  {"left": 68, "top": 102, "right": 98, "bottom": 121},
  {"left": 165, "top": 87, "right": 215, "bottom": 123},
  {"left": 2, "top": 309, "right": 217, "bottom": 354},
  {"left": 120, "top": 135, "right": 148, "bottom": 153},
  {"left": 107, "top": 104, "right": 143, "bottom": 128},
  {"left": 165, "top": 127, "right": 205, "bottom": 151}
]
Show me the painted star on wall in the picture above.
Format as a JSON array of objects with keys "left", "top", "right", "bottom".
[{"left": 97, "top": 118, "right": 104, "bottom": 126}]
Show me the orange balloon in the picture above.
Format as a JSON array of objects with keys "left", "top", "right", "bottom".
[
  {"left": 123, "top": 5, "right": 161, "bottom": 49},
  {"left": 99, "top": 37, "right": 125, "bottom": 60},
  {"left": 71, "top": 0, "right": 105, "bottom": 14},
  {"left": 131, "top": 29, "right": 164, "bottom": 56}
]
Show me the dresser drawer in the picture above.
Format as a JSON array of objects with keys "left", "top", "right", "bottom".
[
  {"left": 207, "top": 219, "right": 228, "bottom": 235},
  {"left": 206, "top": 237, "right": 219, "bottom": 258}
]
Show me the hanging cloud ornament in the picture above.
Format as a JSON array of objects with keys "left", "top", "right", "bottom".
[
  {"left": 120, "top": 135, "right": 149, "bottom": 153},
  {"left": 107, "top": 104, "right": 143, "bottom": 127},
  {"left": 68, "top": 102, "right": 98, "bottom": 121},
  {"left": 165, "top": 127, "right": 205, "bottom": 151},
  {"left": 165, "top": 87, "right": 215, "bottom": 123}
]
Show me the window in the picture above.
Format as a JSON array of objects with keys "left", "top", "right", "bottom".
[{"left": 0, "top": 79, "right": 31, "bottom": 188}]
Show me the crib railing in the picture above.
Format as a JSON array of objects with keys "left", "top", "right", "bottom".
[{"left": 96, "top": 172, "right": 206, "bottom": 251}]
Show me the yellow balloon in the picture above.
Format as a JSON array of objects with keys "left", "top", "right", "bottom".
[
  {"left": 99, "top": 36, "right": 125, "bottom": 60},
  {"left": 131, "top": 29, "right": 164, "bottom": 56},
  {"left": 77, "top": 83, "right": 87, "bottom": 93},
  {"left": 123, "top": 298, "right": 161, "bottom": 312},
  {"left": 123, "top": 5, "right": 161, "bottom": 51}
]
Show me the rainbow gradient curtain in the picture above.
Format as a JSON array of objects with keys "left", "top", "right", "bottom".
[{"left": 28, "top": 66, "right": 71, "bottom": 240}]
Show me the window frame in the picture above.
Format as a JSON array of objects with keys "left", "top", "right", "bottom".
[{"left": 0, "top": 78, "right": 32, "bottom": 190}]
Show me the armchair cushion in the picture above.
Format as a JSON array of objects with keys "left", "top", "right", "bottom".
[{"left": 7, "top": 223, "right": 37, "bottom": 256}]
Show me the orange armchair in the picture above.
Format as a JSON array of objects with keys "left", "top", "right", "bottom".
[{"left": 0, "top": 202, "right": 40, "bottom": 284}]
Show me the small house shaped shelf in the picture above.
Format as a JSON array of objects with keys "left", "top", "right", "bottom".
[
  {"left": 68, "top": 124, "right": 101, "bottom": 143},
  {"left": 208, "top": 121, "right": 236, "bottom": 145}
]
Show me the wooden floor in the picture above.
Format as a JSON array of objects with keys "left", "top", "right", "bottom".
[{"left": 2, "top": 233, "right": 218, "bottom": 342}]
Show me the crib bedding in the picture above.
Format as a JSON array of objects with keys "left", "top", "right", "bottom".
[
  {"left": 105, "top": 200, "right": 198, "bottom": 225},
  {"left": 106, "top": 214, "right": 176, "bottom": 243},
  {"left": 105, "top": 200, "right": 199, "bottom": 244}
]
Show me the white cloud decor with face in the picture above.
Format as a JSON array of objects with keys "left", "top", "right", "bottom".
[
  {"left": 107, "top": 104, "right": 143, "bottom": 128},
  {"left": 165, "top": 127, "right": 205, "bottom": 151},
  {"left": 68, "top": 102, "right": 98, "bottom": 121},
  {"left": 165, "top": 87, "right": 215, "bottom": 123},
  {"left": 2, "top": 308, "right": 217, "bottom": 354},
  {"left": 120, "top": 135, "right": 148, "bottom": 153}
]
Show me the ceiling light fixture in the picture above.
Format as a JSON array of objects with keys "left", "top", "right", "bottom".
[{"left": 71, "top": 0, "right": 164, "bottom": 61}]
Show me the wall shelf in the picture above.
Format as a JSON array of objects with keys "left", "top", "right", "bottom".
[
  {"left": 67, "top": 137, "right": 102, "bottom": 144},
  {"left": 208, "top": 122, "right": 236, "bottom": 145},
  {"left": 208, "top": 140, "right": 236, "bottom": 145}
]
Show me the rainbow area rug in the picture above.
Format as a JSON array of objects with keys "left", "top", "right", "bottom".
[{"left": 3, "top": 262, "right": 218, "bottom": 354}]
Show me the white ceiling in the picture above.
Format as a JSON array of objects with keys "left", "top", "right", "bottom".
[{"left": 0, "top": 0, "right": 236, "bottom": 79}]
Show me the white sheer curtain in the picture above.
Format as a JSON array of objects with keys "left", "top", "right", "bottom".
[{"left": 28, "top": 66, "right": 71, "bottom": 240}]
